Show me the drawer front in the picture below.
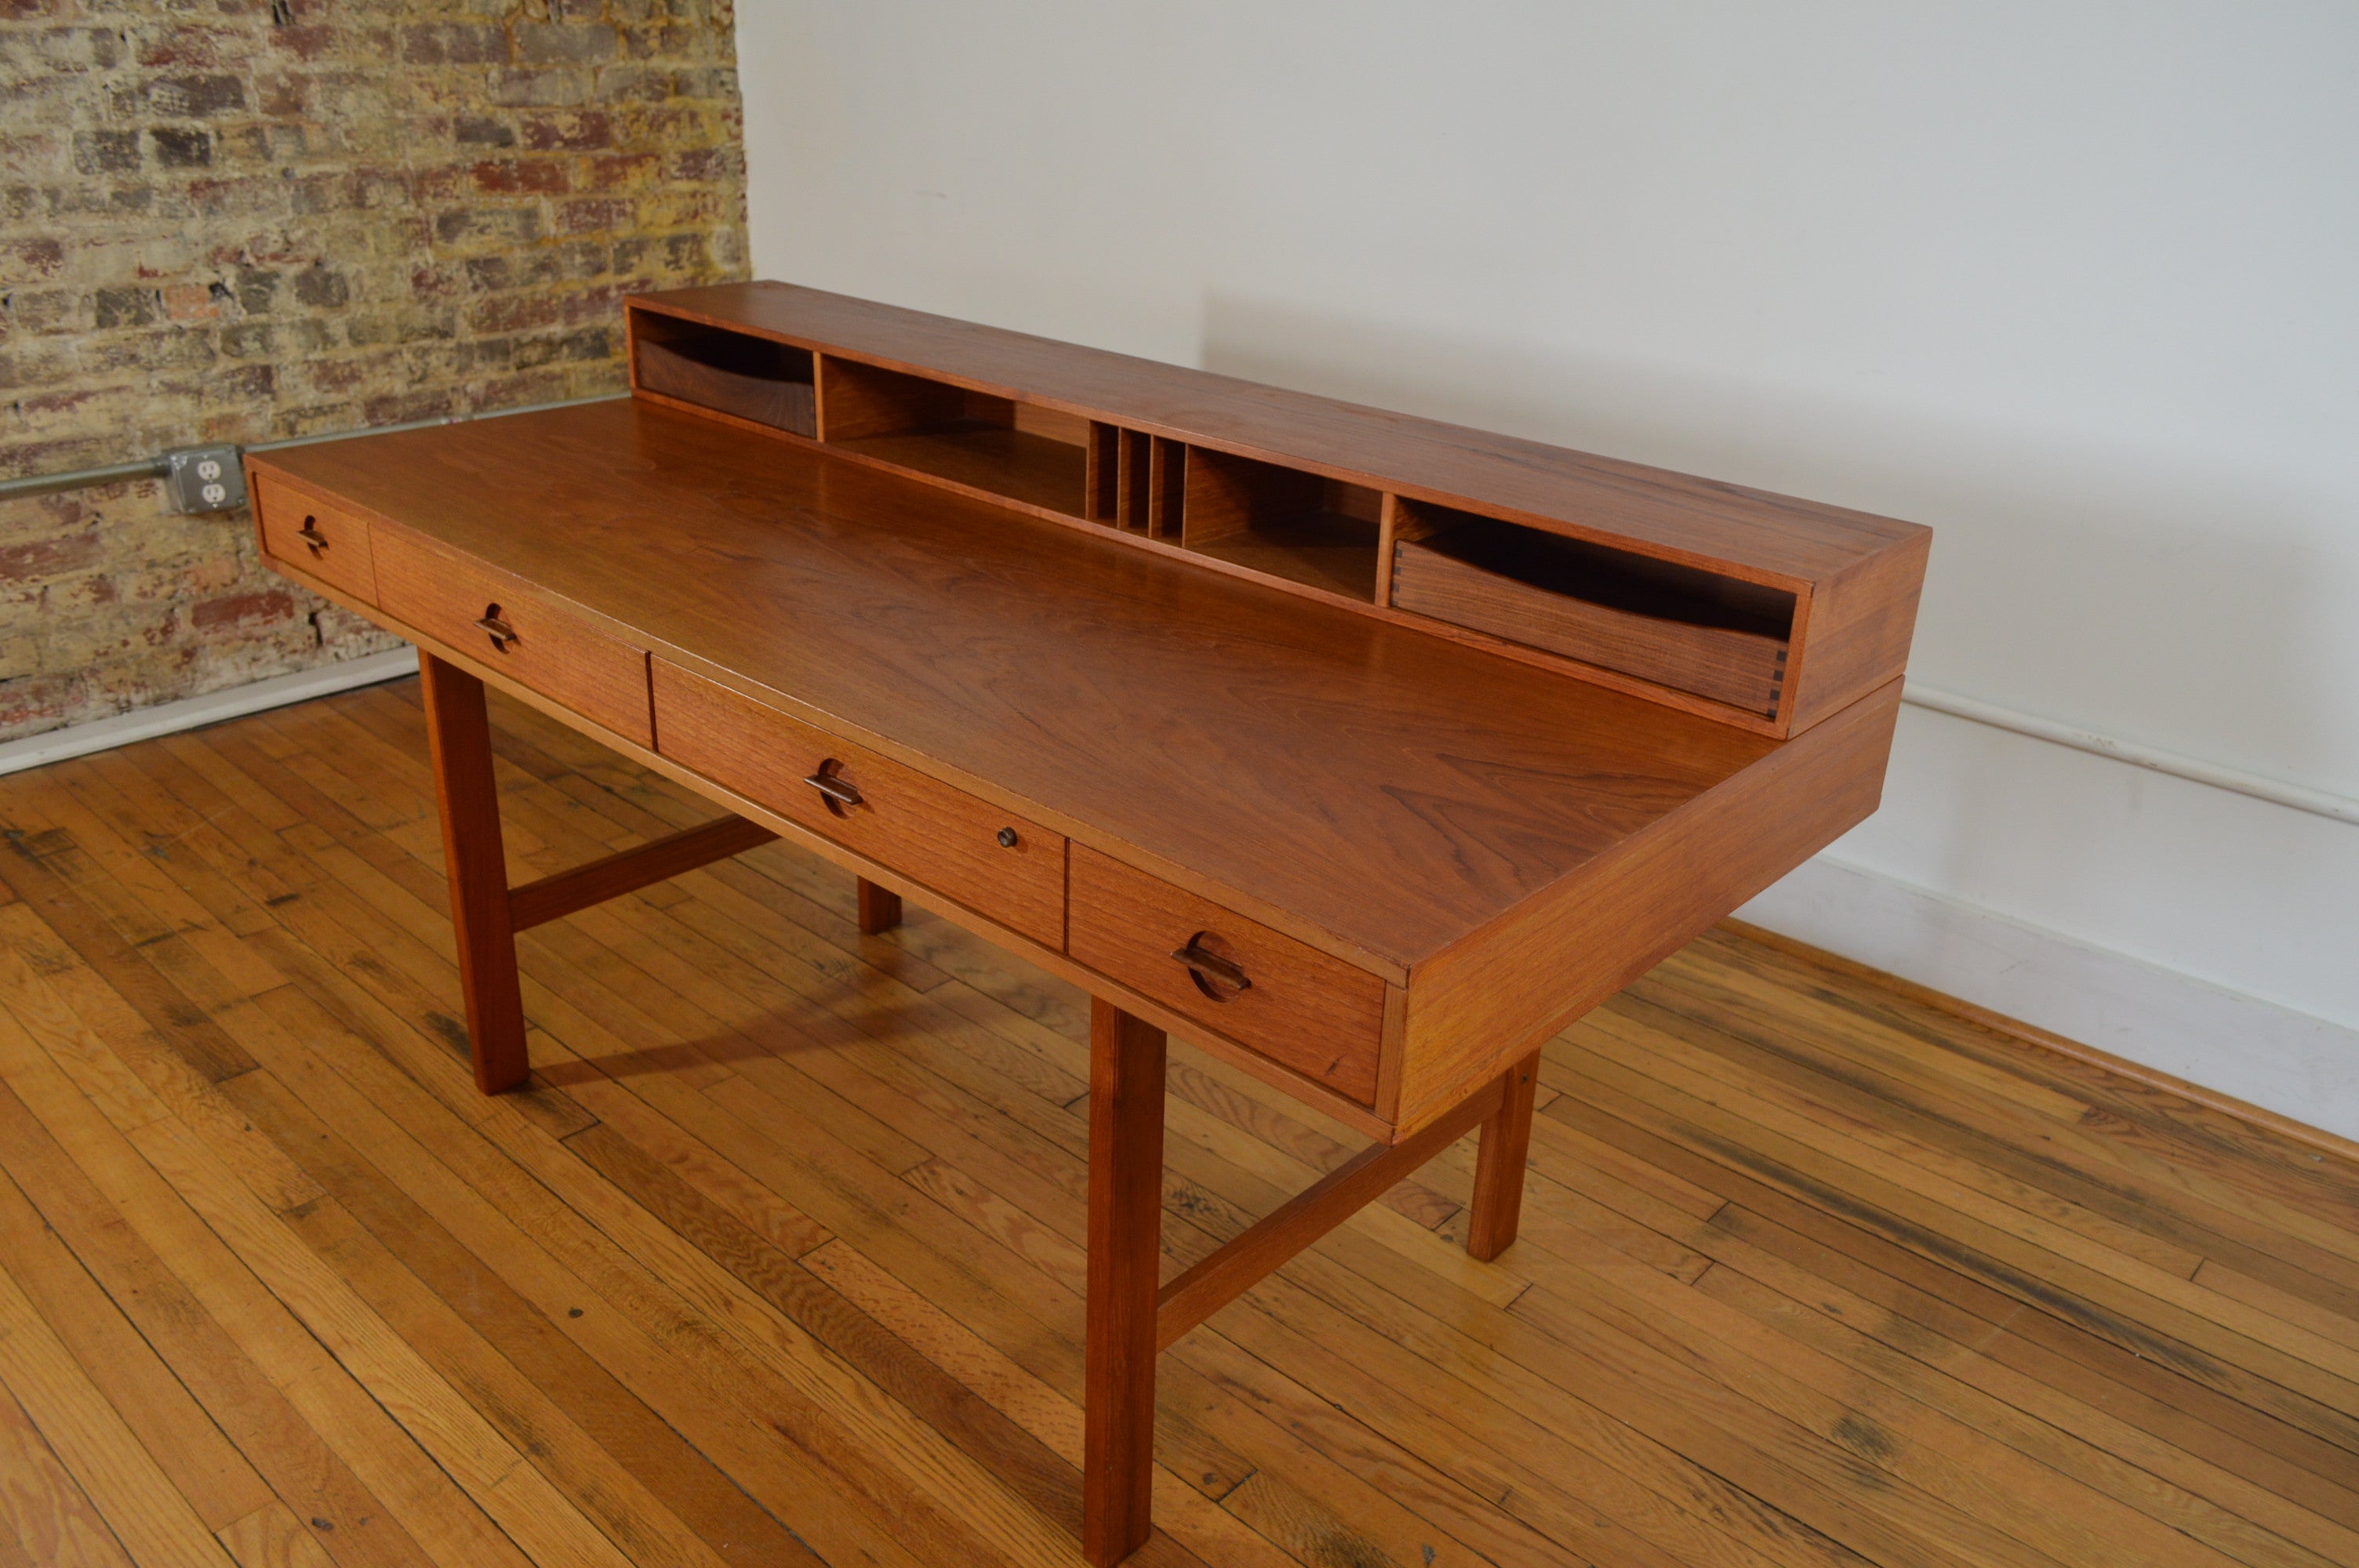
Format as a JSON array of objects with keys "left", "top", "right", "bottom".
[
  {"left": 375, "top": 528, "right": 652, "bottom": 748},
  {"left": 253, "top": 473, "right": 378, "bottom": 603},
  {"left": 652, "top": 659, "right": 1066, "bottom": 948},
  {"left": 1067, "top": 845, "right": 1387, "bottom": 1105}
]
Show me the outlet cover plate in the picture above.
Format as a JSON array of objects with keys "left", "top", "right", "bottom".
[{"left": 164, "top": 445, "right": 246, "bottom": 514}]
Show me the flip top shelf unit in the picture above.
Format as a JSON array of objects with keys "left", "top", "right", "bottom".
[
  {"left": 627, "top": 281, "right": 1928, "bottom": 735},
  {"left": 248, "top": 278, "right": 1928, "bottom": 1566}
]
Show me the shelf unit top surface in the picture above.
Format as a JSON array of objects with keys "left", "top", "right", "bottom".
[{"left": 262, "top": 397, "right": 1779, "bottom": 969}]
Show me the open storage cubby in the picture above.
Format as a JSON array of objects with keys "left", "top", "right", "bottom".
[
  {"left": 1181, "top": 448, "right": 1384, "bottom": 601},
  {"left": 1085, "top": 425, "right": 1185, "bottom": 539},
  {"left": 1387, "top": 501, "right": 1797, "bottom": 716},
  {"left": 622, "top": 283, "right": 1933, "bottom": 739},
  {"left": 818, "top": 357, "right": 1091, "bottom": 517},
  {"left": 633, "top": 313, "right": 816, "bottom": 437}
]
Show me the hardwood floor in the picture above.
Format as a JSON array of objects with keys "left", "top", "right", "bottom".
[{"left": 2, "top": 676, "right": 2355, "bottom": 1568}]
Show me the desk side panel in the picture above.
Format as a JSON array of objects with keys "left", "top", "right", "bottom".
[
  {"left": 1393, "top": 678, "right": 1903, "bottom": 1134},
  {"left": 1784, "top": 531, "right": 1932, "bottom": 735}
]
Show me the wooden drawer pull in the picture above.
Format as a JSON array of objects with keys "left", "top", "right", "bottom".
[
  {"left": 297, "top": 517, "right": 329, "bottom": 551},
  {"left": 804, "top": 766, "right": 864, "bottom": 811},
  {"left": 1172, "top": 935, "right": 1251, "bottom": 999},
  {"left": 474, "top": 607, "right": 519, "bottom": 650}
]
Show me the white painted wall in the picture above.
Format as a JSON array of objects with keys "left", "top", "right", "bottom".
[{"left": 734, "top": 3, "right": 2359, "bottom": 1123}]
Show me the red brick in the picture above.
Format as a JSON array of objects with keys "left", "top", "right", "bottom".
[
  {"left": 271, "top": 25, "right": 336, "bottom": 64},
  {"left": 0, "top": 680, "right": 72, "bottom": 735},
  {"left": 556, "top": 197, "right": 631, "bottom": 235},
  {"left": 521, "top": 111, "right": 613, "bottom": 152},
  {"left": 190, "top": 589, "right": 296, "bottom": 631},
  {"left": 471, "top": 158, "right": 570, "bottom": 195},
  {"left": 468, "top": 294, "right": 562, "bottom": 333},
  {"left": 667, "top": 147, "right": 735, "bottom": 184},
  {"left": 585, "top": 151, "right": 661, "bottom": 191},
  {"left": 2, "top": 238, "right": 63, "bottom": 278},
  {"left": 0, "top": 532, "right": 101, "bottom": 582},
  {"left": 137, "top": 26, "right": 235, "bottom": 70}
]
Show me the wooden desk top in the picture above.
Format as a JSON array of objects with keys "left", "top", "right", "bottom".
[{"left": 265, "top": 397, "right": 1782, "bottom": 975}]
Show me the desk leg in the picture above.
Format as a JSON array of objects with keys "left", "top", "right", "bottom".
[
  {"left": 855, "top": 877, "right": 902, "bottom": 934},
  {"left": 418, "top": 652, "right": 529, "bottom": 1094},
  {"left": 1083, "top": 998, "right": 1166, "bottom": 1566},
  {"left": 1466, "top": 1050, "right": 1540, "bottom": 1261}
]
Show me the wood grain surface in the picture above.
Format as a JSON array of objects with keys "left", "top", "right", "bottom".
[
  {"left": 4, "top": 681, "right": 2354, "bottom": 1568},
  {"left": 632, "top": 330, "right": 816, "bottom": 438},
  {"left": 1397, "top": 677, "right": 1901, "bottom": 1131},
  {"left": 373, "top": 525, "right": 655, "bottom": 752},
  {"left": 1156, "top": 1069, "right": 1506, "bottom": 1352},
  {"left": 1081, "top": 1000, "right": 1167, "bottom": 1566},
  {"left": 653, "top": 658, "right": 1067, "bottom": 949},
  {"left": 1466, "top": 1051, "right": 1542, "bottom": 1261},
  {"left": 417, "top": 653, "right": 529, "bottom": 1094},
  {"left": 1779, "top": 527, "right": 1935, "bottom": 733},
  {"left": 251, "top": 399, "right": 1779, "bottom": 975},
  {"left": 632, "top": 285, "right": 1927, "bottom": 583},
  {"left": 507, "top": 815, "right": 779, "bottom": 932},
  {"left": 251, "top": 472, "right": 380, "bottom": 604},
  {"left": 1391, "top": 532, "right": 1790, "bottom": 714},
  {"left": 1068, "top": 846, "right": 1389, "bottom": 1108}
]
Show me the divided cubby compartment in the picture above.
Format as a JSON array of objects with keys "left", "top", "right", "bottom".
[
  {"left": 819, "top": 358, "right": 1091, "bottom": 517},
  {"left": 1084, "top": 425, "right": 1183, "bottom": 538},
  {"left": 1181, "top": 448, "right": 1384, "bottom": 601},
  {"left": 1387, "top": 501, "right": 1796, "bottom": 715},
  {"left": 633, "top": 314, "right": 816, "bottom": 437}
]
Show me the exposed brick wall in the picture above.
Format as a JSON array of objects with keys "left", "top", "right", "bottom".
[{"left": 0, "top": 1, "right": 746, "bottom": 742}]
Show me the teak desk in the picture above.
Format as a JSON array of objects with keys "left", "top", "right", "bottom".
[{"left": 246, "top": 281, "right": 1929, "bottom": 1565}]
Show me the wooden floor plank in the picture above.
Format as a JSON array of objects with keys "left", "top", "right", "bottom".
[
  {"left": 1543, "top": 1086, "right": 2359, "bottom": 1499},
  {"left": 0, "top": 1196, "right": 242, "bottom": 1568},
  {"left": 1550, "top": 1027, "right": 2359, "bottom": 1450},
  {"left": 0, "top": 1031, "right": 543, "bottom": 1568},
  {"left": 0, "top": 1138, "right": 272, "bottom": 1533},
  {"left": 1630, "top": 961, "right": 2359, "bottom": 1307},
  {"left": 0, "top": 1375, "right": 135, "bottom": 1568},
  {"left": 218, "top": 1500, "right": 346, "bottom": 1568},
  {"left": 2, "top": 677, "right": 2354, "bottom": 1568},
  {"left": 232, "top": 986, "right": 925, "bottom": 1568},
  {"left": 0, "top": 1078, "right": 443, "bottom": 1568}
]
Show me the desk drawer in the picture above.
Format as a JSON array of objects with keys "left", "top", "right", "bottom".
[
  {"left": 375, "top": 530, "right": 652, "bottom": 748},
  {"left": 652, "top": 660, "right": 1066, "bottom": 947},
  {"left": 1067, "top": 846, "right": 1386, "bottom": 1105},
  {"left": 253, "top": 474, "right": 378, "bottom": 603}
]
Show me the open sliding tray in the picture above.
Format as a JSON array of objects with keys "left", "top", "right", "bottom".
[
  {"left": 1390, "top": 502, "right": 1795, "bottom": 715},
  {"left": 634, "top": 314, "right": 815, "bottom": 437}
]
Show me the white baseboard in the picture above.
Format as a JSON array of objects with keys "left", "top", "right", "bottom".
[
  {"left": 1738, "top": 855, "right": 2359, "bottom": 1146},
  {"left": 0, "top": 648, "right": 417, "bottom": 779}
]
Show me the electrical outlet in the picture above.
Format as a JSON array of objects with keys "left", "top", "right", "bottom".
[{"left": 164, "top": 445, "right": 246, "bottom": 514}]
